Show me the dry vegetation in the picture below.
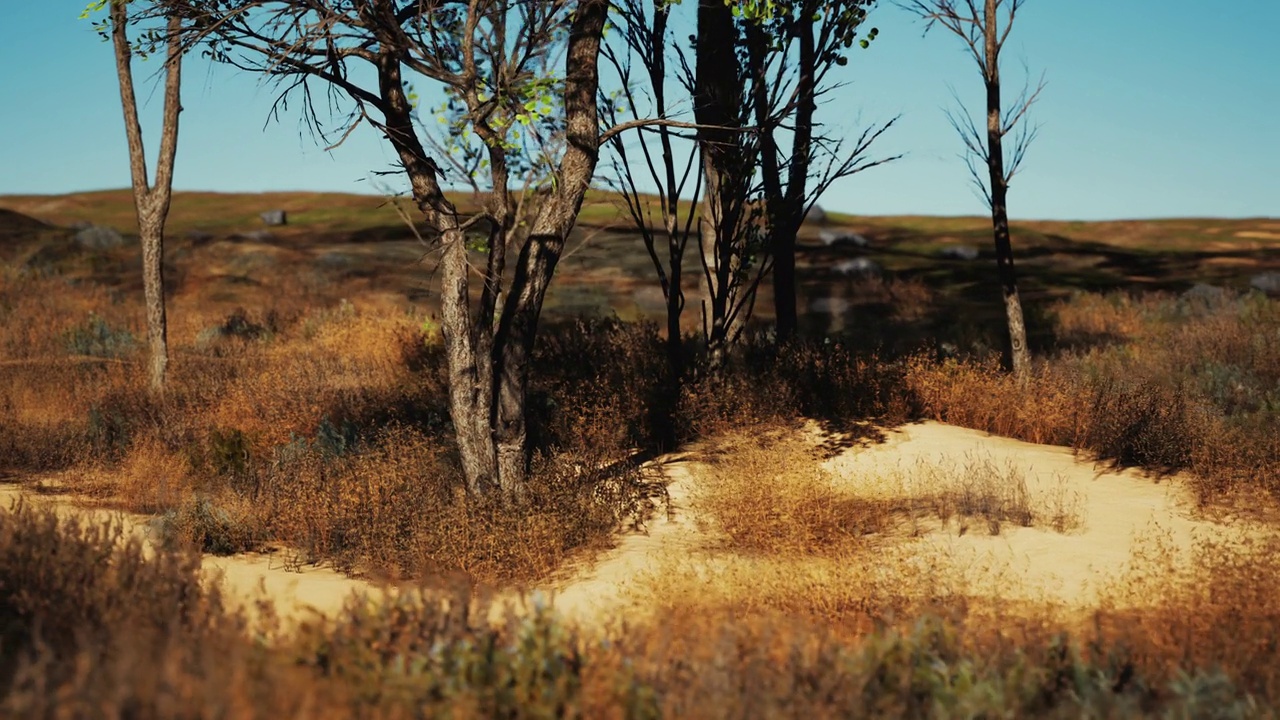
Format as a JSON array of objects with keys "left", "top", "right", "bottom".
[
  {"left": 3, "top": 196, "right": 1280, "bottom": 715},
  {"left": 905, "top": 289, "right": 1280, "bottom": 507}
]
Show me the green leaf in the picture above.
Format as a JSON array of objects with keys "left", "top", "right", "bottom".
[{"left": 79, "top": 0, "right": 108, "bottom": 21}]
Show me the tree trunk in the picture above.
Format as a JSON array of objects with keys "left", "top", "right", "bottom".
[
  {"left": 138, "top": 216, "right": 169, "bottom": 391},
  {"left": 377, "top": 51, "right": 500, "bottom": 497},
  {"left": 492, "top": 0, "right": 609, "bottom": 497},
  {"left": 695, "top": 0, "right": 746, "bottom": 360},
  {"left": 983, "top": 0, "right": 1031, "bottom": 378},
  {"left": 111, "top": 5, "right": 182, "bottom": 393},
  {"left": 652, "top": 0, "right": 685, "bottom": 379}
]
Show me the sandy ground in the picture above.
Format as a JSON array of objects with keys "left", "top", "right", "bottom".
[
  {"left": 819, "top": 422, "right": 1259, "bottom": 608},
  {"left": 0, "top": 483, "right": 391, "bottom": 626},
  {"left": 1, "top": 421, "right": 1266, "bottom": 631}
]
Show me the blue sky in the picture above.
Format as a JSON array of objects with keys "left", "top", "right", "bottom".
[{"left": 0, "top": 1, "right": 1276, "bottom": 221}]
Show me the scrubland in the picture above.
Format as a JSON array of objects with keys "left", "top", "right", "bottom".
[{"left": 2, "top": 195, "right": 1280, "bottom": 717}]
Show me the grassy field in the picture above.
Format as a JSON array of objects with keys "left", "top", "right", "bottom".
[
  {"left": 4, "top": 189, "right": 1277, "bottom": 349},
  {"left": 2, "top": 190, "right": 1280, "bottom": 716}
]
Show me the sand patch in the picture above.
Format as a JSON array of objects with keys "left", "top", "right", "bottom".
[
  {"left": 0, "top": 484, "right": 390, "bottom": 627},
  {"left": 544, "top": 422, "right": 1268, "bottom": 631},
  {"left": 1235, "top": 231, "right": 1280, "bottom": 241},
  {"left": 820, "top": 422, "right": 1258, "bottom": 608}
]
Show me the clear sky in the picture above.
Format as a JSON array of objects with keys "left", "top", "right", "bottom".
[{"left": 0, "top": 1, "right": 1276, "bottom": 221}]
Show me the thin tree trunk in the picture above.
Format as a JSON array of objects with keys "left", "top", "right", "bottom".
[
  {"left": 651, "top": 0, "right": 685, "bottom": 378},
  {"left": 377, "top": 51, "right": 499, "bottom": 497},
  {"left": 983, "top": 0, "right": 1030, "bottom": 378},
  {"left": 695, "top": 0, "right": 745, "bottom": 361},
  {"left": 773, "top": 6, "right": 818, "bottom": 343},
  {"left": 111, "top": 5, "right": 182, "bottom": 393}
]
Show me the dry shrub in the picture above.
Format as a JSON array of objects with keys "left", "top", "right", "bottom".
[
  {"left": 255, "top": 425, "right": 656, "bottom": 585},
  {"left": 1079, "top": 376, "right": 1204, "bottom": 472},
  {"left": 677, "top": 365, "right": 801, "bottom": 440},
  {"left": 915, "top": 455, "right": 1035, "bottom": 535},
  {"left": 113, "top": 432, "right": 194, "bottom": 513},
  {"left": 903, "top": 354, "right": 1084, "bottom": 447},
  {"left": 531, "top": 316, "right": 672, "bottom": 456},
  {"left": 158, "top": 492, "right": 265, "bottom": 555},
  {"left": 695, "top": 431, "right": 897, "bottom": 555},
  {"left": 0, "top": 502, "right": 239, "bottom": 689},
  {"left": 678, "top": 338, "right": 910, "bottom": 442},
  {"left": 0, "top": 502, "right": 647, "bottom": 718},
  {"left": 908, "top": 290, "right": 1280, "bottom": 506},
  {"left": 1096, "top": 529, "right": 1280, "bottom": 701}
]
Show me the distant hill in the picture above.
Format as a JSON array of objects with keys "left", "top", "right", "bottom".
[{"left": 0, "top": 207, "right": 53, "bottom": 235}]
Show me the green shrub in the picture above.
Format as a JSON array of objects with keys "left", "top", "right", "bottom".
[{"left": 63, "top": 313, "right": 136, "bottom": 358}]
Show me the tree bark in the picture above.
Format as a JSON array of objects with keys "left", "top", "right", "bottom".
[
  {"left": 376, "top": 50, "right": 500, "bottom": 497},
  {"left": 492, "top": 0, "right": 609, "bottom": 496},
  {"left": 651, "top": 0, "right": 685, "bottom": 378},
  {"left": 983, "top": 0, "right": 1031, "bottom": 378},
  {"left": 695, "top": 0, "right": 746, "bottom": 360},
  {"left": 771, "top": 5, "right": 819, "bottom": 343},
  {"left": 111, "top": 5, "right": 182, "bottom": 393}
]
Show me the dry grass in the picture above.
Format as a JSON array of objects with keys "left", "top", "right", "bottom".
[
  {"left": 4, "top": 197, "right": 1280, "bottom": 714},
  {"left": 12, "top": 497, "right": 1279, "bottom": 718},
  {"left": 0, "top": 265, "right": 658, "bottom": 586},
  {"left": 695, "top": 431, "right": 1086, "bottom": 558},
  {"left": 904, "top": 289, "right": 1280, "bottom": 508},
  {"left": 693, "top": 430, "right": 900, "bottom": 555}
]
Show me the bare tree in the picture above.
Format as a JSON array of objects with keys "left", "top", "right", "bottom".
[
  {"left": 146, "top": 0, "right": 611, "bottom": 498},
  {"left": 602, "top": 0, "right": 772, "bottom": 368},
  {"left": 99, "top": 0, "right": 183, "bottom": 392},
  {"left": 901, "top": 0, "right": 1044, "bottom": 377},
  {"left": 600, "top": 0, "right": 702, "bottom": 379},
  {"left": 694, "top": 0, "right": 759, "bottom": 362},
  {"left": 740, "top": 0, "right": 899, "bottom": 342}
]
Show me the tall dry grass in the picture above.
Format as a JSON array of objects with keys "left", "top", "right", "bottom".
[
  {"left": 905, "top": 289, "right": 1280, "bottom": 507},
  {"left": 0, "top": 266, "right": 658, "bottom": 585}
]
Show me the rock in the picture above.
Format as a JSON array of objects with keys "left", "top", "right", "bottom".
[
  {"left": 819, "top": 229, "right": 869, "bottom": 247},
  {"left": 260, "top": 210, "right": 288, "bottom": 226},
  {"left": 833, "top": 257, "right": 881, "bottom": 277},
  {"left": 1250, "top": 272, "right": 1280, "bottom": 296},
  {"left": 231, "top": 230, "right": 274, "bottom": 242},
  {"left": 185, "top": 230, "right": 215, "bottom": 243},
  {"left": 1181, "top": 283, "right": 1228, "bottom": 303},
  {"left": 73, "top": 224, "right": 125, "bottom": 250},
  {"left": 938, "top": 244, "right": 980, "bottom": 261},
  {"left": 805, "top": 204, "right": 827, "bottom": 225},
  {"left": 809, "top": 296, "right": 850, "bottom": 315}
]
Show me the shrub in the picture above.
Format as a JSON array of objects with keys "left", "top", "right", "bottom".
[{"left": 62, "top": 313, "right": 136, "bottom": 358}]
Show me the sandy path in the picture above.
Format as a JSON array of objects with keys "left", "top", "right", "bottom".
[
  {"left": 0, "top": 484, "right": 391, "bottom": 626},
  {"left": 1, "top": 422, "right": 1265, "bottom": 631},
  {"left": 527, "top": 452, "right": 704, "bottom": 629}
]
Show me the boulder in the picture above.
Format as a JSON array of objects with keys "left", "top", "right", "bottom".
[
  {"left": 260, "top": 209, "right": 288, "bottom": 226},
  {"left": 938, "top": 244, "right": 980, "bottom": 261},
  {"left": 1250, "top": 272, "right": 1280, "bottom": 296},
  {"left": 805, "top": 204, "right": 827, "bottom": 225},
  {"left": 818, "top": 229, "right": 869, "bottom": 247},
  {"left": 834, "top": 257, "right": 881, "bottom": 277},
  {"left": 1180, "top": 283, "right": 1228, "bottom": 303},
  {"left": 73, "top": 224, "right": 125, "bottom": 250}
]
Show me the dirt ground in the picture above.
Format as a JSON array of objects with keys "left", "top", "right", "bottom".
[{"left": 3, "top": 421, "right": 1266, "bottom": 634}]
